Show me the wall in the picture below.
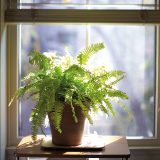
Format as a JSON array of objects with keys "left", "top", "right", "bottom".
[
  {"left": 1, "top": 1, "right": 160, "bottom": 160},
  {"left": 0, "top": 0, "right": 7, "bottom": 159}
]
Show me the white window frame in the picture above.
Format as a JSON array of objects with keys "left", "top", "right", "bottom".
[{"left": 6, "top": 1, "right": 160, "bottom": 147}]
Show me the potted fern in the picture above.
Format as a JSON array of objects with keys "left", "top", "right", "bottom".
[{"left": 9, "top": 42, "right": 128, "bottom": 146}]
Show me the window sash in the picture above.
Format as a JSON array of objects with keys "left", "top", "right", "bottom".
[{"left": 7, "top": 24, "right": 160, "bottom": 147}]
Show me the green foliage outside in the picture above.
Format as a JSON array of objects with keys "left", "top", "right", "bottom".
[{"left": 9, "top": 43, "right": 128, "bottom": 140}]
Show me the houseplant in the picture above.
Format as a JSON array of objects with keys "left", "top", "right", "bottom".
[{"left": 9, "top": 42, "right": 128, "bottom": 145}]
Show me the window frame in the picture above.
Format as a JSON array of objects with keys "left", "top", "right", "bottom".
[{"left": 6, "top": 2, "right": 160, "bottom": 147}]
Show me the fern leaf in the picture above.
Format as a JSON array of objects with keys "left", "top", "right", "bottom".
[
  {"left": 77, "top": 43, "right": 105, "bottom": 65},
  {"left": 108, "top": 70, "right": 125, "bottom": 77},
  {"left": 77, "top": 99, "right": 93, "bottom": 125},
  {"left": 51, "top": 101, "right": 64, "bottom": 133},
  {"left": 30, "top": 104, "right": 46, "bottom": 140},
  {"left": 8, "top": 86, "right": 29, "bottom": 107},
  {"left": 70, "top": 102, "right": 78, "bottom": 123},
  {"left": 29, "top": 51, "right": 53, "bottom": 71},
  {"left": 104, "top": 99, "right": 116, "bottom": 116},
  {"left": 64, "top": 64, "right": 91, "bottom": 78},
  {"left": 107, "top": 89, "right": 128, "bottom": 100},
  {"left": 64, "top": 89, "right": 78, "bottom": 123},
  {"left": 107, "top": 70, "right": 125, "bottom": 85},
  {"left": 99, "top": 103, "right": 109, "bottom": 114}
]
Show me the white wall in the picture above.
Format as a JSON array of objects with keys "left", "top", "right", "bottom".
[{"left": 0, "top": 0, "right": 7, "bottom": 159}]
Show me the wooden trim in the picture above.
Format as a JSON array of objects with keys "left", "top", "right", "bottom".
[
  {"left": 7, "top": 25, "right": 21, "bottom": 146},
  {"left": 5, "top": 9, "right": 160, "bottom": 24},
  {"left": 0, "top": 0, "right": 7, "bottom": 160},
  {"left": 156, "top": 27, "right": 160, "bottom": 140}
]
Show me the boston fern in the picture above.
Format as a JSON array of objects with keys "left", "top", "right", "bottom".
[{"left": 9, "top": 42, "right": 128, "bottom": 140}]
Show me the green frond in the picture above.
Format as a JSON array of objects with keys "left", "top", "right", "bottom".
[
  {"left": 51, "top": 101, "right": 64, "bottom": 133},
  {"left": 76, "top": 99, "right": 93, "bottom": 125},
  {"left": 108, "top": 70, "right": 125, "bottom": 77},
  {"left": 29, "top": 51, "right": 53, "bottom": 71},
  {"left": 64, "top": 89, "right": 78, "bottom": 123},
  {"left": 8, "top": 87, "right": 25, "bottom": 107},
  {"left": 77, "top": 43, "right": 105, "bottom": 65},
  {"left": 70, "top": 102, "right": 78, "bottom": 123},
  {"left": 107, "top": 89, "right": 129, "bottom": 100},
  {"left": 22, "top": 72, "right": 36, "bottom": 82},
  {"left": 9, "top": 84, "right": 36, "bottom": 107},
  {"left": 91, "top": 70, "right": 125, "bottom": 84},
  {"left": 103, "top": 99, "right": 116, "bottom": 116},
  {"left": 99, "top": 103, "right": 109, "bottom": 114},
  {"left": 64, "top": 64, "right": 90, "bottom": 78},
  {"left": 106, "top": 70, "right": 125, "bottom": 85},
  {"left": 30, "top": 104, "right": 47, "bottom": 140}
]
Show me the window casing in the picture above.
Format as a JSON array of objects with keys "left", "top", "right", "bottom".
[{"left": 6, "top": 1, "right": 160, "bottom": 147}]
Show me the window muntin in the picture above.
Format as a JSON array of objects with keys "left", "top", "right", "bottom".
[{"left": 19, "top": 24, "right": 155, "bottom": 138}]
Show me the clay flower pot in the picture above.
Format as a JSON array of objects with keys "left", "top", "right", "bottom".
[{"left": 48, "top": 104, "right": 86, "bottom": 146}]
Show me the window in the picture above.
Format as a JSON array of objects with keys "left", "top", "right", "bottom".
[
  {"left": 18, "top": 24, "right": 155, "bottom": 138},
  {"left": 7, "top": 0, "right": 160, "bottom": 147}
]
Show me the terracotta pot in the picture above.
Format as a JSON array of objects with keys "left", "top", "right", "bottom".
[{"left": 48, "top": 103, "right": 86, "bottom": 146}]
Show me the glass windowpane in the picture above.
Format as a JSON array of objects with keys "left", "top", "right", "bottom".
[
  {"left": 19, "top": 24, "right": 155, "bottom": 138},
  {"left": 17, "top": 0, "right": 156, "bottom": 9}
]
